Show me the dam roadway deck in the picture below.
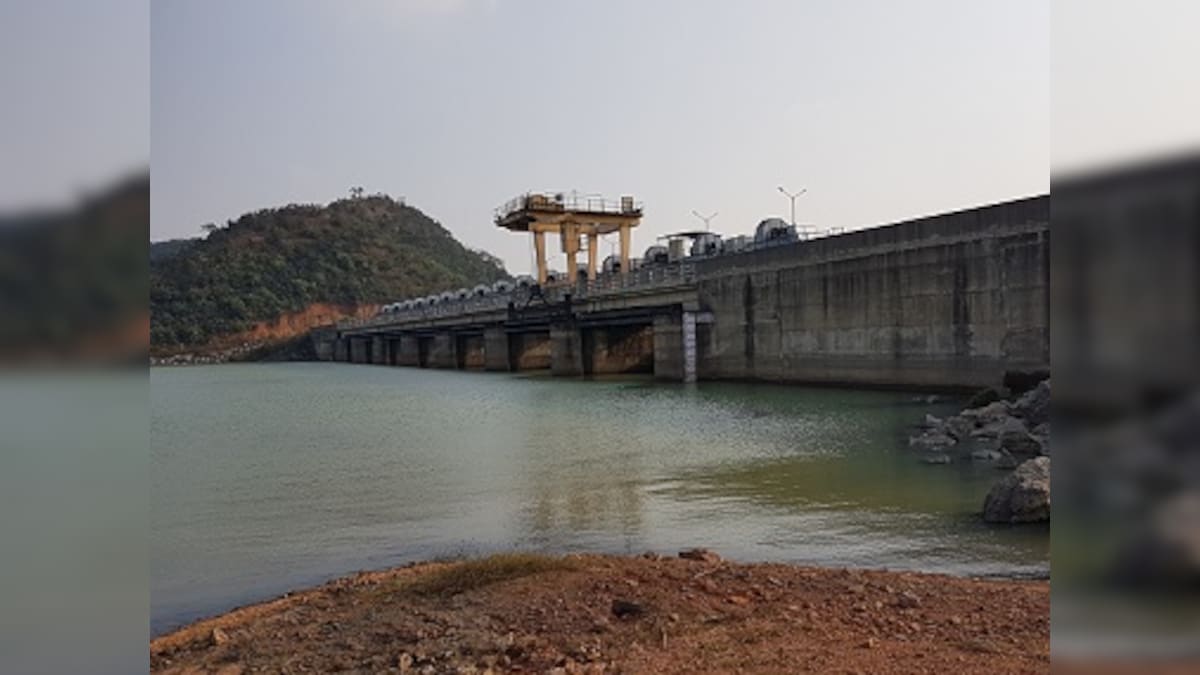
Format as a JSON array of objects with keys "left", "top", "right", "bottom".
[{"left": 320, "top": 195, "right": 1049, "bottom": 390}]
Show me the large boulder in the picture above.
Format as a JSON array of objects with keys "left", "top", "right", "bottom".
[
  {"left": 995, "top": 450, "right": 1021, "bottom": 470},
  {"left": 943, "top": 414, "right": 976, "bottom": 442},
  {"left": 972, "top": 415, "right": 1028, "bottom": 441},
  {"left": 966, "top": 386, "right": 1006, "bottom": 409},
  {"left": 1030, "top": 422, "right": 1050, "bottom": 441},
  {"left": 999, "top": 426, "right": 1045, "bottom": 457},
  {"left": 1003, "top": 370, "right": 1050, "bottom": 397},
  {"left": 1012, "top": 380, "right": 1050, "bottom": 428},
  {"left": 913, "top": 398, "right": 1028, "bottom": 452},
  {"left": 983, "top": 457, "right": 1050, "bottom": 523},
  {"left": 961, "top": 400, "right": 1013, "bottom": 423},
  {"left": 940, "top": 400, "right": 1013, "bottom": 442}
]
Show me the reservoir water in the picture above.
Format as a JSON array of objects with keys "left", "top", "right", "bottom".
[{"left": 150, "top": 363, "right": 1048, "bottom": 635}]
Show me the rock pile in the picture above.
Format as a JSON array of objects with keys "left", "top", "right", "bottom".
[
  {"left": 909, "top": 379, "right": 1051, "bottom": 524},
  {"left": 909, "top": 380, "right": 1050, "bottom": 467},
  {"left": 150, "top": 342, "right": 264, "bottom": 366}
]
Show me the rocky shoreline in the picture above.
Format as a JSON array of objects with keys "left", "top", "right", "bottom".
[
  {"left": 909, "top": 379, "right": 1052, "bottom": 524},
  {"left": 150, "top": 350, "right": 244, "bottom": 367},
  {"left": 151, "top": 335, "right": 315, "bottom": 366},
  {"left": 151, "top": 551, "right": 1048, "bottom": 674}
]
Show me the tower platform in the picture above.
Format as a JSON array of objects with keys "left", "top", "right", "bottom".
[{"left": 495, "top": 192, "right": 642, "bottom": 285}]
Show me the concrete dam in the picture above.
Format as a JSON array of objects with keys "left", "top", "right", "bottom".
[{"left": 318, "top": 194, "right": 1048, "bottom": 390}]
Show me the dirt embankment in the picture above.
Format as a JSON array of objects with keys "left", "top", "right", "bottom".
[
  {"left": 151, "top": 552, "right": 1049, "bottom": 674},
  {"left": 212, "top": 302, "right": 378, "bottom": 348},
  {"left": 153, "top": 302, "right": 378, "bottom": 363}
]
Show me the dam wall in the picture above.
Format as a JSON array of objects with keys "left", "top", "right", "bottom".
[
  {"left": 694, "top": 196, "right": 1049, "bottom": 389},
  {"left": 328, "top": 194, "right": 1049, "bottom": 391}
]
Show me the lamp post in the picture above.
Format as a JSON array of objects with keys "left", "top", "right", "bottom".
[
  {"left": 691, "top": 210, "right": 718, "bottom": 232},
  {"left": 777, "top": 186, "right": 807, "bottom": 227}
]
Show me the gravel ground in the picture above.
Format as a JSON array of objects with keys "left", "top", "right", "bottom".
[{"left": 151, "top": 551, "right": 1049, "bottom": 674}]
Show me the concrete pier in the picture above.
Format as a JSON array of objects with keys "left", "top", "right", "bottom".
[
  {"left": 510, "top": 332, "right": 552, "bottom": 371},
  {"left": 349, "top": 336, "right": 370, "bottom": 364},
  {"left": 371, "top": 336, "right": 387, "bottom": 365},
  {"left": 395, "top": 335, "right": 419, "bottom": 366},
  {"left": 652, "top": 313, "right": 684, "bottom": 381},
  {"left": 581, "top": 324, "right": 654, "bottom": 374},
  {"left": 428, "top": 333, "right": 456, "bottom": 369},
  {"left": 550, "top": 323, "right": 583, "bottom": 377},
  {"left": 483, "top": 327, "right": 511, "bottom": 371},
  {"left": 456, "top": 334, "right": 486, "bottom": 370}
]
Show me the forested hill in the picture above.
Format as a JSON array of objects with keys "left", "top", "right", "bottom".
[
  {"left": 149, "top": 238, "right": 195, "bottom": 263},
  {"left": 150, "top": 195, "right": 508, "bottom": 349}
]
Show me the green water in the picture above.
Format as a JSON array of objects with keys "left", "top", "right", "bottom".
[{"left": 150, "top": 363, "right": 1048, "bottom": 634}]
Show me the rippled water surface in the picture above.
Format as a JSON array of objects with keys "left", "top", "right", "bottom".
[{"left": 151, "top": 363, "right": 1048, "bottom": 634}]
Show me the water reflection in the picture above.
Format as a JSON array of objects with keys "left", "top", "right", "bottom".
[{"left": 505, "top": 378, "right": 649, "bottom": 549}]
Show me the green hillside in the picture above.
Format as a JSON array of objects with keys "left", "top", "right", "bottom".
[
  {"left": 149, "top": 238, "right": 195, "bottom": 263},
  {"left": 150, "top": 195, "right": 507, "bottom": 348},
  {"left": 1, "top": 172, "right": 148, "bottom": 359}
]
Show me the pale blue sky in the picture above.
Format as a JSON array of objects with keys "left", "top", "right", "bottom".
[{"left": 152, "top": 0, "right": 1050, "bottom": 274}]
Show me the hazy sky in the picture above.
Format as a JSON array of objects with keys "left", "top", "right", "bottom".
[
  {"left": 0, "top": 0, "right": 147, "bottom": 211},
  {"left": 1051, "top": 0, "right": 1200, "bottom": 173},
  {"left": 152, "top": 0, "right": 1051, "bottom": 274}
]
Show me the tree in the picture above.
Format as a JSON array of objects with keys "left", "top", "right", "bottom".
[
  {"left": 472, "top": 249, "right": 505, "bottom": 271},
  {"left": 349, "top": 186, "right": 365, "bottom": 199}
]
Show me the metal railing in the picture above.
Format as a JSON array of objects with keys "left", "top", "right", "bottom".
[
  {"left": 494, "top": 192, "right": 643, "bottom": 222},
  {"left": 576, "top": 261, "right": 697, "bottom": 297}
]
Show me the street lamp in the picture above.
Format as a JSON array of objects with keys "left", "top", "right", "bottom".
[
  {"left": 691, "top": 210, "right": 718, "bottom": 232},
  {"left": 777, "top": 186, "right": 807, "bottom": 227}
]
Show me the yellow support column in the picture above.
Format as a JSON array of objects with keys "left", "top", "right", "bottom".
[
  {"left": 619, "top": 224, "right": 631, "bottom": 276},
  {"left": 587, "top": 231, "right": 598, "bottom": 281},
  {"left": 534, "top": 229, "right": 547, "bottom": 285},
  {"left": 562, "top": 222, "right": 578, "bottom": 285}
]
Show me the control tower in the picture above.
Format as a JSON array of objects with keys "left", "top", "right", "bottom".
[{"left": 495, "top": 192, "right": 642, "bottom": 285}]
